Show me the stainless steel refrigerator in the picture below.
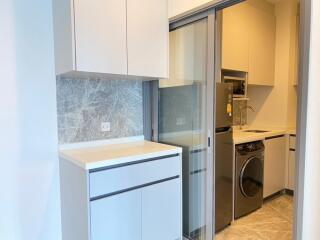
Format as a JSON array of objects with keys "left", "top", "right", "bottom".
[{"left": 215, "top": 83, "right": 234, "bottom": 232}]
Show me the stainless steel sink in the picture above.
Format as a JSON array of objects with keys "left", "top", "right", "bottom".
[{"left": 243, "top": 130, "right": 270, "bottom": 133}]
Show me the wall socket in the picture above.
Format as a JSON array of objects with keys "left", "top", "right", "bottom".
[{"left": 101, "top": 122, "right": 111, "bottom": 132}]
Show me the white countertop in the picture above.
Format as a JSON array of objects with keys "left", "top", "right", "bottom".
[
  {"left": 233, "top": 128, "right": 293, "bottom": 144},
  {"left": 59, "top": 140, "right": 182, "bottom": 170}
]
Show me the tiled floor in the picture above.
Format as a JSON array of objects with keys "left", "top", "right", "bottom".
[{"left": 215, "top": 195, "right": 293, "bottom": 240}]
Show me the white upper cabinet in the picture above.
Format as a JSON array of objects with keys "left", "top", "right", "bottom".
[
  {"left": 127, "top": 0, "right": 169, "bottom": 78},
  {"left": 74, "top": 0, "right": 127, "bottom": 75},
  {"left": 222, "top": 2, "right": 250, "bottom": 72},
  {"left": 53, "top": 0, "right": 169, "bottom": 79},
  {"left": 247, "top": 3, "right": 276, "bottom": 86},
  {"left": 221, "top": 0, "right": 276, "bottom": 86}
]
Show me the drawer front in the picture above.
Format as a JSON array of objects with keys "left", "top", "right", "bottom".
[
  {"left": 89, "top": 155, "right": 180, "bottom": 198},
  {"left": 289, "top": 136, "right": 296, "bottom": 150}
]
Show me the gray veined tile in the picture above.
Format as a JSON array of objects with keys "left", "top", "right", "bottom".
[
  {"left": 215, "top": 195, "right": 293, "bottom": 240},
  {"left": 56, "top": 77, "right": 143, "bottom": 144}
]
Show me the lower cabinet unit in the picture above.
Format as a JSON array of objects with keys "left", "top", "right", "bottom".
[
  {"left": 90, "top": 190, "right": 142, "bottom": 240},
  {"left": 288, "top": 135, "right": 297, "bottom": 191},
  {"left": 288, "top": 150, "right": 296, "bottom": 191},
  {"left": 59, "top": 152, "right": 182, "bottom": 240},
  {"left": 263, "top": 135, "right": 286, "bottom": 198},
  {"left": 142, "top": 179, "right": 181, "bottom": 240}
]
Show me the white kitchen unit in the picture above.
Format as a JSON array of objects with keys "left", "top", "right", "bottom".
[
  {"left": 222, "top": 2, "right": 250, "bottom": 72},
  {"left": 53, "top": 0, "right": 168, "bottom": 79},
  {"left": 288, "top": 135, "right": 296, "bottom": 191},
  {"left": 221, "top": 0, "right": 276, "bottom": 86},
  {"left": 59, "top": 140, "right": 182, "bottom": 240},
  {"left": 263, "top": 135, "right": 286, "bottom": 198},
  {"left": 127, "top": 0, "right": 169, "bottom": 78}
]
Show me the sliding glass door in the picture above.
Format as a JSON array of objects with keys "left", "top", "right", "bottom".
[{"left": 158, "top": 14, "right": 215, "bottom": 240}]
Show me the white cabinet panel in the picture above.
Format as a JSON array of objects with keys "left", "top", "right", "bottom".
[
  {"left": 127, "top": 0, "right": 169, "bottom": 78},
  {"left": 74, "top": 0, "right": 127, "bottom": 74},
  {"left": 222, "top": 2, "right": 249, "bottom": 72},
  {"left": 288, "top": 150, "right": 296, "bottom": 191},
  {"left": 142, "top": 179, "right": 181, "bottom": 240},
  {"left": 90, "top": 190, "right": 142, "bottom": 240},
  {"left": 290, "top": 136, "right": 296, "bottom": 149},
  {"left": 89, "top": 156, "right": 180, "bottom": 198},
  {"left": 263, "top": 136, "right": 286, "bottom": 198},
  {"left": 247, "top": 4, "right": 276, "bottom": 86}
]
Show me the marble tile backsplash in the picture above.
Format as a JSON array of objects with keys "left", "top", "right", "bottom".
[{"left": 56, "top": 77, "right": 143, "bottom": 144}]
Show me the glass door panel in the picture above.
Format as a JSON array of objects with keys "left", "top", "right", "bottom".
[{"left": 158, "top": 19, "right": 209, "bottom": 240}]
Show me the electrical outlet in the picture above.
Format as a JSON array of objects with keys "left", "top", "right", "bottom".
[{"left": 101, "top": 122, "right": 111, "bottom": 132}]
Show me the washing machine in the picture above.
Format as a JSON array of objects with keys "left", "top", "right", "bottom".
[{"left": 235, "top": 141, "right": 264, "bottom": 219}]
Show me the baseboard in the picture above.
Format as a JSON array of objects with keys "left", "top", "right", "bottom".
[{"left": 263, "top": 189, "right": 294, "bottom": 203}]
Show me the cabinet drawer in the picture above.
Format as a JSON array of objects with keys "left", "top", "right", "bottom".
[
  {"left": 289, "top": 136, "right": 296, "bottom": 150},
  {"left": 89, "top": 155, "right": 180, "bottom": 198}
]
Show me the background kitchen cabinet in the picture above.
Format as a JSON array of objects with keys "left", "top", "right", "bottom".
[
  {"left": 221, "top": 1, "right": 276, "bottom": 86},
  {"left": 288, "top": 150, "right": 296, "bottom": 191},
  {"left": 222, "top": 2, "right": 249, "bottom": 72},
  {"left": 53, "top": 0, "right": 169, "bottom": 78},
  {"left": 247, "top": 3, "right": 276, "bottom": 86},
  {"left": 263, "top": 136, "right": 286, "bottom": 198},
  {"left": 288, "top": 135, "right": 296, "bottom": 191},
  {"left": 127, "top": 0, "right": 169, "bottom": 78}
]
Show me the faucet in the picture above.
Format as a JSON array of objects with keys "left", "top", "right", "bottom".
[{"left": 240, "top": 105, "right": 255, "bottom": 130}]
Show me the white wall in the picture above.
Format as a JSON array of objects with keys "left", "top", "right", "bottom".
[
  {"left": 247, "top": 0, "right": 298, "bottom": 129},
  {"left": 300, "top": 0, "right": 320, "bottom": 239},
  {"left": 0, "top": 1, "right": 61, "bottom": 240}
]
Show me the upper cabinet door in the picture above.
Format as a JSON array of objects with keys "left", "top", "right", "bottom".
[
  {"left": 222, "top": 3, "right": 250, "bottom": 72},
  {"left": 248, "top": 4, "right": 276, "bottom": 86},
  {"left": 74, "top": 0, "right": 127, "bottom": 75},
  {"left": 127, "top": 0, "right": 169, "bottom": 78}
]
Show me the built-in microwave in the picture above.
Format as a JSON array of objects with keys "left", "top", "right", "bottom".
[{"left": 222, "top": 70, "right": 247, "bottom": 98}]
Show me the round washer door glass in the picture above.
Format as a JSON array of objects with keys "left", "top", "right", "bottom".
[{"left": 240, "top": 157, "right": 263, "bottom": 198}]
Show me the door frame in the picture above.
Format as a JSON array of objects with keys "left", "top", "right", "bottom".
[{"left": 167, "top": 0, "right": 311, "bottom": 240}]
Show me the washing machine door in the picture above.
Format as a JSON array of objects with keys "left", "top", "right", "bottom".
[{"left": 239, "top": 156, "right": 263, "bottom": 198}]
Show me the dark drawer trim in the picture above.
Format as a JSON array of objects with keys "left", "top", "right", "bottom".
[
  {"left": 265, "top": 135, "right": 285, "bottom": 140},
  {"left": 290, "top": 148, "right": 296, "bottom": 152},
  {"left": 290, "top": 134, "right": 296, "bottom": 137},
  {"left": 89, "top": 153, "right": 179, "bottom": 173},
  {"left": 90, "top": 175, "right": 179, "bottom": 201}
]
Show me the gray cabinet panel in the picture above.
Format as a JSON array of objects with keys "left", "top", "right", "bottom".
[
  {"left": 90, "top": 190, "right": 142, "bottom": 240},
  {"left": 142, "top": 179, "right": 181, "bottom": 240}
]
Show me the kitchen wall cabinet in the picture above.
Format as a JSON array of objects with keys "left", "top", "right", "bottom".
[
  {"left": 127, "top": 0, "right": 168, "bottom": 78},
  {"left": 221, "top": 1, "right": 276, "bottom": 86},
  {"left": 222, "top": 2, "right": 250, "bottom": 72},
  {"left": 53, "top": 0, "right": 169, "bottom": 79},
  {"left": 59, "top": 153, "right": 182, "bottom": 240},
  {"left": 247, "top": 3, "right": 276, "bottom": 86},
  {"left": 263, "top": 135, "right": 286, "bottom": 198}
]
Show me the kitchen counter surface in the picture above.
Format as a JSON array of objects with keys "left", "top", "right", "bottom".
[
  {"left": 59, "top": 140, "right": 182, "bottom": 170},
  {"left": 233, "top": 128, "right": 291, "bottom": 144}
]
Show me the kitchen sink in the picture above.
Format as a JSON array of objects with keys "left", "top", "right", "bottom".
[{"left": 243, "top": 130, "right": 270, "bottom": 133}]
